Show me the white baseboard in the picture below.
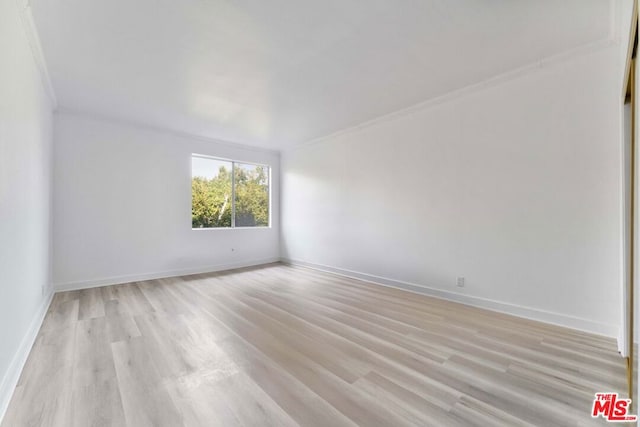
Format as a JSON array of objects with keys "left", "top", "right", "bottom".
[
  {"left": 0, "top": 290, "right": 53, "bottom": 423},
  {"left": 53, "top": 257, "right": 281, "bottom": 292},
  {"left": 282, "top": 258, "right": 619, "bottom": 338}
]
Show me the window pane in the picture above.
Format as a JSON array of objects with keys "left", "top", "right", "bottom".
[
  {"left": 191, "top": 156, "right": 232, "bottom": 228},
  {"left": 234, "top": 163, "right": 269, "bottom": 227}
]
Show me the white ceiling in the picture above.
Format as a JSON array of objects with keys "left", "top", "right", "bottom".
[{"left": 31, "top": 0, "right": 611, "bottom": 150}]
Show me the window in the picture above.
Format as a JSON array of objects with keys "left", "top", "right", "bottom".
[
  {"left": 191, "top": 155, "right": 270, "bottom": 228},
  {"left": 234, "top": 162, "right": 270, "bottom": 227}
]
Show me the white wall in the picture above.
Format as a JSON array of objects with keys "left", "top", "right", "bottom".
[
  {"left": 282, "top": 45, "right": 623, "bottom": 336},
  {"left": 0, "top": 0, "right": 54, "bottom": 419},
  {"left": 53, "top": 112, "right": 280, "bottom": 289}
]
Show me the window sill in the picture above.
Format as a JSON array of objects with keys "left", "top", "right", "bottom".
[{"left": 191, "top": 226, "right": 271, "bottom": 230}]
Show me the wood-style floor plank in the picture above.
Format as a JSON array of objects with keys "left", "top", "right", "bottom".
[{"left": 2, "top": 263, "right": 625, "bottom": 426}]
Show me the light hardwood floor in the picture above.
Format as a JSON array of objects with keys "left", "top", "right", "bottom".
[{"left": 2, "top": 263, "right": 626, "bottom": 426}]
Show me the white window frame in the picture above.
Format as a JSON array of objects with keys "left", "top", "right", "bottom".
[{"left": 191, "top": 153, "right": 271, "bottom": 229}]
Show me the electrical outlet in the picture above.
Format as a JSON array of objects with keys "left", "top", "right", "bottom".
[{"left": 456, "top": 277, "right": 465, "bottom": 288}]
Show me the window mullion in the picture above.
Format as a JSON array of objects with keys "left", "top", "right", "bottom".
[{"left": 231, "top": 161, "right": 236, "bottom": 228}]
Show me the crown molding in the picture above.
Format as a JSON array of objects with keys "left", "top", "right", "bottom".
[
  {"left": 16, "top": 0, "right": 617, "bottom": 152},
  {"left": 55, "top": 107, "right": 281, "bottom": 155},
  {"left": 288, "top": 1, "right": 619, "bottom": 152},
  {"left": 286, "top": 35, "right": 617, "bottom": 153},
  {"left": 14, "top": 0, "right": 57, "bottom": 108}
]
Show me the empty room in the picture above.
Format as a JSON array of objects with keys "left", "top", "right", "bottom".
[{"left": 3, "top": 0, "right": 640, "bottom": 425}]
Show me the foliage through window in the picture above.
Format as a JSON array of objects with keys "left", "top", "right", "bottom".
[{"left": 191, "top": 155, "right": 269, "bottom": 228}]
